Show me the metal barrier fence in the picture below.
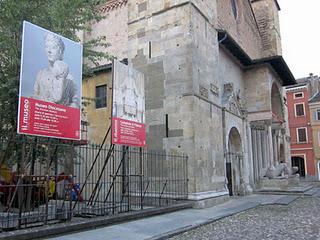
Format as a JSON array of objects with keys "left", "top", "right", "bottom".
[{"left": 0, "top": 137, "right": 188, "bottom": 231}]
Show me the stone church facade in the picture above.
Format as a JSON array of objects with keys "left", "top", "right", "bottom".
[{"left": 81, "top": 0, "right": 296, "bottom": 207}]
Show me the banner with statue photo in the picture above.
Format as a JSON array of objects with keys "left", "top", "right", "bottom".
[
  {"left": 112, "top": 60, "right": 146, "bottom": 147},
  {"left": 17, "top": 21, "right": 82, "bottom": 140}
]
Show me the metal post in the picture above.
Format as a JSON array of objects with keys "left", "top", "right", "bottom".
[
  {"left": 44, "top": 175, "right": 49, "bottom": 224},
  {"left": 18, "top": 138, "right": 26, "bottom": 229},
  {"left": 44, "top": 141, "right": 50, "bottom": 225},
  {"left": 68, "top": 175, "right": 73, "bottom": 220},
  {"left": 139, "top": 147, "right": 143, "bottom": 209}
]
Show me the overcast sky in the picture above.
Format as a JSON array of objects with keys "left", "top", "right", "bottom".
[{"left": 278, "top": 0, "right": 320, "bottom": 79}]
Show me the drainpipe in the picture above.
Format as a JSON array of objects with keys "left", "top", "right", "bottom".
[
  {"left": 219, "top": 32, "right": 228, "bottom": 191},
  {"left": 219, "top": 32, "right": 227, "bottom": 154},
  {"left": 219, "top": 33, "right": 228, "bottom": 44}
]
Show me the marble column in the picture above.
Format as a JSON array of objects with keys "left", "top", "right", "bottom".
[
  {"left": 268, "top": 125, "right": 274, "bottom": 167},
  {"left": 243, "top": 121, "right": 253, "bottom": 193},
  {"left": 272, "top": 131, "right": 278, "bottom": 166},
  {"left": 247, "top": 122, "right": 254, "bottom": 187},
  {"left": 257, "top": 129, "right": 263, "bottom": 180}
]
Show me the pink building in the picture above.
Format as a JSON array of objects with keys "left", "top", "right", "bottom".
[{"left": 286, "top": 77, "right": 317, "bottom": 179}]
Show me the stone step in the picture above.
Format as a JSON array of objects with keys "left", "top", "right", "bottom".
[
  {"left": 303, "top": 188, "right": 319, "bottom": 196},
  {"left": 273, "top": 195, "right": 299, "bottom": 205},
  {"left": 255, "top": 185, "right": 313, "bottom": 195},
  {"left": 313, "top": 189, "right": 320, "bottom": 197}
]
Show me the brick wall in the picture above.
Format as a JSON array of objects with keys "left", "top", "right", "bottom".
[{"left": 217, "top": 0, "right": 262, "bottom": 59}]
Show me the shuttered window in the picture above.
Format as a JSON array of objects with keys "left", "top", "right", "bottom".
[
  {"left": 297, "top": 128, "right": 307, "bottom": 143},
  {"left": 317, "top": 109, "right": 320, "bottom": 120},
  {"left": 96, "top": 85, "right": 107, "bottom": 109},
  {"left": 294, "top": 92, "right": 303, "bottom": 99},
  {"left": 295, "top": 104, "right": 305, "bottom": 117}
]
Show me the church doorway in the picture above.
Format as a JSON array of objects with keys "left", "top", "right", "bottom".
[
  {"left": 291, "top": 156, "right": 305, "bottom": 177},
  {"left": 226, "top": 162, "right": 233, "bottom": 196},
  {"left": 226, "top": 127, "right": 243, "bottom": 196}
]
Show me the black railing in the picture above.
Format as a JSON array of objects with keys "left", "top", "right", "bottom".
[{"left": 0, "top": 137, "right": 188, "bottom": 231}]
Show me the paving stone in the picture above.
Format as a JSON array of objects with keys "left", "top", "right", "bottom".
[
  {"left": 304, "top": 188, "right": 319, "bottom": 196},
  {"left": 313, "top": 189, "right": 320, "bottom": 198},
  {"left": 43, "top": 194, "right": 320, "bottom": 240},
  {"left": 170, "top": 197, "right": 320, "bottom": 240},
  {"left": 274, "top": 195, "right": 299, "bottom": 205}
]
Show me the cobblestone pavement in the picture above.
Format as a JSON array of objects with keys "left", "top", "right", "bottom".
[{"left": 170, "top": 196, "right": 320, "bottom": 240}]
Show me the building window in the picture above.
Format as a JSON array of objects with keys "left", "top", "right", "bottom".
[
  {"left": 294, "top": 92, "right": 304, "bottom": 99},
  {"left": 230, "top": 0, "right": 238, "bottom": 19},
  {"left": 295, "top": 103, "right": 305, "bottom": 117},
  {"left": 297, "top": 128, "right": 307, "bottom": 143},
  {"left": 95, "top": 85, "right": 107, "bottom": 109},
  {"left": 316, "top": 109, "right": 320, "bottom": 120}
]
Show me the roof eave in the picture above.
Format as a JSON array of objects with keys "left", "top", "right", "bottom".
[{"left": 217, "top": 30, "right": 296, "bottom": 86}]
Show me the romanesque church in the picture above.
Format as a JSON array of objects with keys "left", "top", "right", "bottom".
[{"left": 81, "top": 0, "right": 295, "bottom": 207}]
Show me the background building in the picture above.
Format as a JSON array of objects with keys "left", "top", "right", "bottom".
[
  {"left": 286, "top": 73, "right": 320, "bottom": 180},
  {"left": 79, "top": 0, "right": 128, "bottom": 145},
  {"left": 308, "top": 74, "right": 320, "bottom": 180},
  {"left": 309, "top": 93, "right": 320, "bottom": 180},
  {"left": 82, "top": 64, "right": 112, "bottom": 144}
]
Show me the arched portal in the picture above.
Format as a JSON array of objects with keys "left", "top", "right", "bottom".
[
  {"left": 228, "top": 127, "right": 242, "bottom": 153},
  {"left": 226, "top": 127, "right": 243, "bottom": 196}
]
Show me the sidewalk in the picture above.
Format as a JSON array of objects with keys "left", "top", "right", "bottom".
[{"left": 46, "top": 194, "right": 300, "bottom": 240}]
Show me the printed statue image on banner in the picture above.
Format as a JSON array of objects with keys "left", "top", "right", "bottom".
[
  {"left": 17, "top": 21, "right": 83, "bottom": 140},
  {"left": 112, "top": 61, "right": 146, "bottom": 147}
]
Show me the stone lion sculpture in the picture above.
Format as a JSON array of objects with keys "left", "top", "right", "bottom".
[{"left": 265, "top": 162, "right": 299, "bottom": 179}]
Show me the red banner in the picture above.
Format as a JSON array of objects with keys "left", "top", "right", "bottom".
[
  {"left": 112, "top": 117, "right": 146, "bottom": 147},
  {"left": 18, "top": 97, "right": 81, "bottom": 140}
]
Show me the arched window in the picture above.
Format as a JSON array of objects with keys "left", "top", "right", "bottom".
[{"left": 231, "top": 0, "right": 238, "bottom": 19}]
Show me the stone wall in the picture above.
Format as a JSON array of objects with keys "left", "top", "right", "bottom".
[
  {"left": 128, "top": 1, "right": 193, "bottom": 148},
  {"left": 218, "top": 48, "right": 245, "bottom": 102},
  {"left": 217, "top": 0, "right": 262, "bottom": 59},
  {"left": 127, "top": 0, "right": 227, "bottom": 196},
  {"left": 83, "top": 1, "right": 128, "bottom": 66},
  {"left": 251, "top": 0, "right": 282, "bottom": 57},
  {"left": 218, "top": 46, "right": 253, "bottom": 194},
  {"left": 245, "top": 66, "right": 272, "bottom": 114}
]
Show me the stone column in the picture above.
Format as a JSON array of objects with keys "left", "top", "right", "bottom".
[
  {"left": 261, "top": 130, "right": 269, "bottom": 169},
  {"left": 282, "top": 128, "right": 292, "bottom": 167},
  {"left": 272, "top": 132, "right": 276, "bottom": 165},
  {"left": 247, "top": 123, "right": 254, "bottom": 185},
  {"left": 257, "top": 130, "right": 263, "bottom": 179},
  {"left": 273, "top": 130, "right": 279, "bottom": 165},
  {"left": 243, "top": 121, "right": 253, "bottom": 193},
  {"left": 251, "top": 125, "right": 259, "bottom": 183},
  {"left": 268, "top": 124, "right": 274, "bottom": 167}
]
